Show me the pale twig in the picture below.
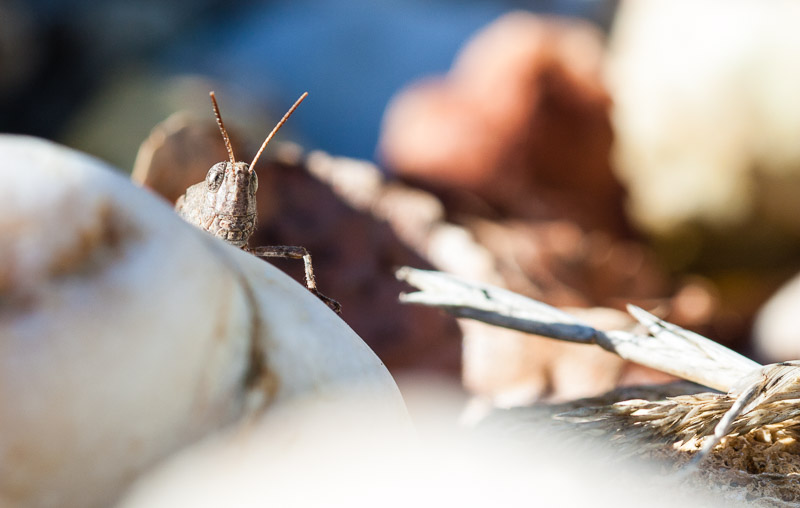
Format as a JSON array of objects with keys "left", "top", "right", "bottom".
[
  {"left": 396, "top": 266, "right": 798, "bottom": 467},
  {"left": 396, "top": 266, "right": 759, "bottom": 393},
  {"left": 396, "top": 266, "right": 599, "bottom": 344}
]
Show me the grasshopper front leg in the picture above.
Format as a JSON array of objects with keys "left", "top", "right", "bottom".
[{"left": 250, "top": 245, "right": 341, "bottom": 314}]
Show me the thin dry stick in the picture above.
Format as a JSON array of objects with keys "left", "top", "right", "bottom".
[
  {"left": 396, "top": 266, "right": 800, "bottom": 466},
  {"left": 396, "top": 266, "right": 759, "bottom": 392}
]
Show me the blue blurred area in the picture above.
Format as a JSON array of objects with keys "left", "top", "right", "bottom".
[
  {"left": 1, "top": 0, "right": 616, "bottom": 161},
  {"left": 163, "top": 0, "right": 510, "bottom": 159}
]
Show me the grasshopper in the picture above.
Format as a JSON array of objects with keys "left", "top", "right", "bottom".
[{"left": 176, "top": 91, "right": 340, "bottom": 313}]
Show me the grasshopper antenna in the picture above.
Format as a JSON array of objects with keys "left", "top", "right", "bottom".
[
  {"left": 209, "top": 91, "right": 236, "bottom": 166},
  {"left": 250, "top": 92, "right": 308, "bottom": 172}
]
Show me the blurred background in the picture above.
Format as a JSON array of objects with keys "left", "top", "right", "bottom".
[
  {"left": 8, "top": 0, "right": 800, "bottom": 402},
  {"left": 0, "top": 0, "right": 617, "bottom": 167}
]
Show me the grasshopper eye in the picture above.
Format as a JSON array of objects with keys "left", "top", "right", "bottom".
[
  {"left": 251, "top": 170, "right": 258, "bottom": 193},
  {"left": 206, "top": 163, "right": 226, "bottom": 192}
]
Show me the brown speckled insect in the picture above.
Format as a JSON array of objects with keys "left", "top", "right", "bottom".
[{"left": 176, "top": 91, "right": 340, "bottom": 313}]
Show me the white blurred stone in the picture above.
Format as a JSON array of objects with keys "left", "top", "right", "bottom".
[
  {"left": 0, "top": 135, "right": 407, "bottom": 508},
  {"left": 117, "top": 382, "right": 728, "bottom": 508},
  {"left": 753, "top": 272, "right": 800, "bottom": 362},
  {"left": 609, "top": 0, "right": 800, "bottom": 234}
]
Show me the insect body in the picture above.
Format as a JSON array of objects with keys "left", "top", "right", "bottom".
[{"left": 176, "top": 91, "right": 341, "bottom": 313}]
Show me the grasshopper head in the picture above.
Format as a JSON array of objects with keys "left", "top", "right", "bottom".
[{"left": 200, "top": 161, "right": 257, "bottom": 247}]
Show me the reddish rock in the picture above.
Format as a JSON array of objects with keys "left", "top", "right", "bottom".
[{"left": 379, "top": 12, "right": 628, "bottom": 235}]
